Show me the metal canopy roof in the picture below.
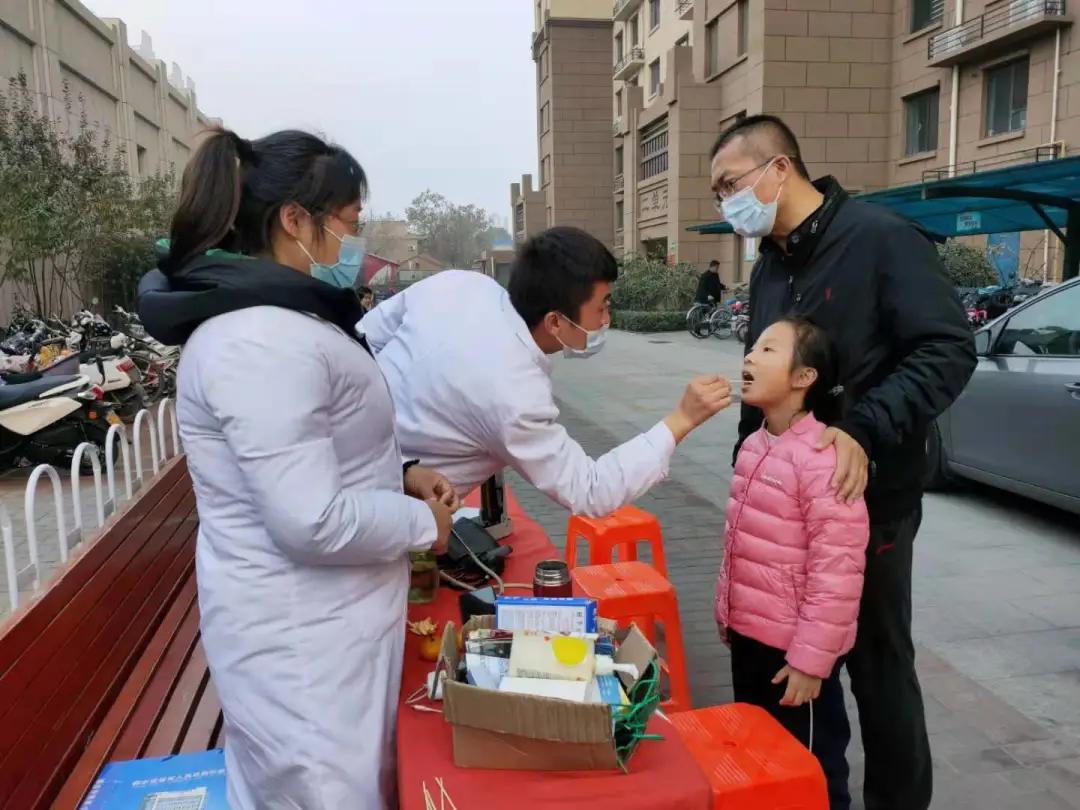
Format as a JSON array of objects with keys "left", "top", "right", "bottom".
[{"left": 687, "top": 150, "right": 1080, "bottom": 278}]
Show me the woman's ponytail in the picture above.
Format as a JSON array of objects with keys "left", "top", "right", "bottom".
[{"left": 166, "top": 127, "right": 245, "bottom": 275}]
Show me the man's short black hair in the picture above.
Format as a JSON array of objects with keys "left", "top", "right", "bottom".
[
  {"left": 509, "top": 226, "right": 618, "bottom": 329},
  {"left": 709, "top": 114, "right": 810, "bottom": 180},
  {"left": 358, "top": 285, "right": 373, "bottom": 295},
  {"left": 708, "top": 259, "right": 720, "bottom": 268}
]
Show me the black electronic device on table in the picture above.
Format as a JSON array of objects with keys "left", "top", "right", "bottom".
[{"left": 478, "top": 471, "right": 513, "bottom": 540}]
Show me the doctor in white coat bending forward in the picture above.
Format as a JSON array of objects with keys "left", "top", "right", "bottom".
[
  {"left": 137, "top": 128, "right": 455, "bottom": 810},
  {"left": 361, "top": 226, "right": 732, "bottom": 517}
]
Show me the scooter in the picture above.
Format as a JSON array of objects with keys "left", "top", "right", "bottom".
[{"left": 0, "top": 374, "right": 117, "bottom": 473}]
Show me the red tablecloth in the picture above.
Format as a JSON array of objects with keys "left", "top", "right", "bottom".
[{"left": 397, "top": 491, "right": 711, "bottom": 810}]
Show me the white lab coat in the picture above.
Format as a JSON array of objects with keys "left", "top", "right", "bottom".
[
  {"left": 360, "top": 270, "right": 675, "bottom": 517},
  {"left": 176, "top": 306, "right": 436, "bottom": 810}
]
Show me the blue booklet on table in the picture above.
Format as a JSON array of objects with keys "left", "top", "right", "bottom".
[{"left": 80, "top": 749, "right": 227, "bottom": 809}]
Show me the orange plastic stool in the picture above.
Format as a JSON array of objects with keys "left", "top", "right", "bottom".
[
  {"left": 571, "top": 561, "right": 691, "bottom": 713},
  {"left": 668, "top": 704, "right": 828, "bottom": 810},
  {"left": 564, "top": 505, "right": 668, "bottom": 578}
]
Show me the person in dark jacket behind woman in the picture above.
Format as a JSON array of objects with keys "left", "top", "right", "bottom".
[{"left": 709, "top": 115, "right": 976, "bottom": 810}]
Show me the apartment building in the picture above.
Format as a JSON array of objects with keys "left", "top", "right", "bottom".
[
  {"left": 524, "top": 0, "right": 1077, "bottom": 282},
  {"left": 512, "top": 0, "right": 616, "bottom": 247},
  {"left": 1, "top": 0, "right": 217, "bottom": 178}
]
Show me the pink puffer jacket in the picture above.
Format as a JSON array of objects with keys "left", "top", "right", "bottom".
[{"left": 716, "top": 414, "right": 870, "bottom": 678}]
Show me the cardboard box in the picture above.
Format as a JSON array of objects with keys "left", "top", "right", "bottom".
[{"left": 437, "top": 616, "right": 658, "bottom": 772}]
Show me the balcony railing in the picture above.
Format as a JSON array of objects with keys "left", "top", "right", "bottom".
[
  {"left": 676, "top": 0, "right": 694, "bottom": 20},
  {"left": 928, "top": 0, "right": 1069, "bottom": 65},
  {"left": 614, "top": 47, "right": 645, "bottom": 80},
  {"left": 613, "top": 117, "right": 624, "bottom": 135},
  {"left": 614, "top": 0, "right": 644, "bottom": 22},
  {"left": 615, "top": 173, "right": 625, "bottom": 192}
]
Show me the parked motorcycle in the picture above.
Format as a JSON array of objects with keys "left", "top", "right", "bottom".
[{"left": 0, "top": 374, "right": 117, "bottom": 473}]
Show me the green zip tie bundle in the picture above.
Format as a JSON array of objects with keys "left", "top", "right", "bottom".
[{"left": 612, "top": 659, "right": 664, "bottom": 771}]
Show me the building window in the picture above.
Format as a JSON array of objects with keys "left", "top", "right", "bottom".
[
  {"left": 630, "top": 14, "right": 640, "bottom": 45},
  {"left": 615, "top": 200, "right": 625, "bottom": 231},
  {"left": 539, "top": 102, "right": 550, "bottom": 134},
  {"left": 616, "top": 89, "right": 623, "bottom": 116},
  {"left": 911, "top": 0, "right": 943, "bottom": 33},
  {"left": 640, "top": 118, "right": 669, "bottom": 179},
  {"left": 615, "top": 31, "right": 624, "bottom": 63},
  {"left": 615, "top": 145, "right": 624, "bottom": 174},
  {"left": 136, "top": 145, "right": 147, "bottom": 175},
  {"left": 706, "top": 18, "right": 720, "bottom": 76},
  {"left": 676, "top": 34, "right": 689, "bottom": 48},
  {"left": 649, "top": 59, "right": 661, "bottom": 96},
  {"left": 514, "top": 203, "right": 525, "bottom": 235},
  {"left": 985, "top": 57, "right": 1029, "bottom": 137},
  {"left": 649, "top": 0, "right": 660, "bottom": 31},
  {"left": 904, "top": 88, "right": 939, "bottom": 155},
  {"left": 737, "top": 0, "right": 749, "bottom": 57},
  {"left": 541, "top": 155, "right": 551, "bottom": 186}
]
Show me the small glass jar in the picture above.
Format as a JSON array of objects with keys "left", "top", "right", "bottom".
[
  {"left": 408, "top": 550, "right": 439, "bottom": 604},
  {"left": 533, "top": 560, "right": 573, "bottom": 598}
]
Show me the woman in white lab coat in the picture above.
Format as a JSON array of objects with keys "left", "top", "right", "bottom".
[{"left": 137, "top": 128, "right": 455, "bottom": 809}]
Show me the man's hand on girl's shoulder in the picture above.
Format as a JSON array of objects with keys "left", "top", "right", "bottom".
[{"left": 816, "top": 426, "right": 869, "bottom": 504}]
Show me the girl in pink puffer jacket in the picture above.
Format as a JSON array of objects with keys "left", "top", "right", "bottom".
[{"left": 718, "top": 318, "right": 869, "bottom": 810}]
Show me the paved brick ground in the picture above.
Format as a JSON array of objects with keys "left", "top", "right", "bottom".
[{"left": 507, "top": 329, "right": 1080, "bottom": 810}]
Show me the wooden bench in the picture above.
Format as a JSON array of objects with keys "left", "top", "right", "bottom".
[{"left": 0, "top": 456, "right": 218, "bottom": 809}]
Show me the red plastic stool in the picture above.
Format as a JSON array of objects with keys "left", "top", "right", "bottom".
[
  {"left": 571, "top": 561, "right": 691, "bottom": 713},
  {"left": 668, "top": 704, "right": 828, "bottom": 809},
  {"left": 564, "top": 505, "right": 668, "bottom": 578}
]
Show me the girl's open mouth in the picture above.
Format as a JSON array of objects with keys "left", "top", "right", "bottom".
[{"left": 741, "top": 370, "right": 754, "bottom": 388}]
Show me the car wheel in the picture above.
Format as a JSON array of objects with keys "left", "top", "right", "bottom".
[{"left": 923, "top": 420, "right": 953, "bottom": 491}]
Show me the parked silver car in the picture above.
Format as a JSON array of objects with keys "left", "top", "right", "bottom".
[{"left": 926, "top": 277, "right": 1080, "bottom": 514}]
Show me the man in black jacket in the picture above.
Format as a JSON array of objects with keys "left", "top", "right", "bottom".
[
  {"left": 710, "top": 115, "right": 975, "bottom": 810},
  {"left": 694, "top": 259, "right": 728, "bottom": 304}
]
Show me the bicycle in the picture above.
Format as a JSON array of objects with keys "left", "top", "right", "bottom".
[{"left": 686, "top": 301, "right": 716, "bottom": 339}]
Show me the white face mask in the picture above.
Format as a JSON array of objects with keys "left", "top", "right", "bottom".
[
  {"left": 720, "top": 160, "right": 783, "bottom": 239},
  {"left": 557, "top": 316, "right": 608, "bottom": 359}
]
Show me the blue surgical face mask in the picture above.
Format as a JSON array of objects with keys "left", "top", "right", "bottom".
[
  {"left": 296, "top": 220, "right": 366, "bottom": 290},
  {"left": 720, "top": 159, "right": 783, "bottom": 239},
  {"left": 557, "top": 316, "right": 608, "bottom": 359}
]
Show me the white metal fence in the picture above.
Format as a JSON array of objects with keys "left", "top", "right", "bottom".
[{"left": 3, "top": 400, "right": 182, "bottom": 614}]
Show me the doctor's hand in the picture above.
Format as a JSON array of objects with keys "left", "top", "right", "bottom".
[
  {"left": 405, "top": 465, "right": 461, "bottom": 512},
  {"left": 664, "top": 375, "right": 733, "bottom": 444},
  {"left": 425, "top": 499, "right": 453, "bottom": 556}
]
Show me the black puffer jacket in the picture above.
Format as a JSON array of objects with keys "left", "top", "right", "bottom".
[{"left": 736, "top": 178, "right": 976, "bottom": 522}]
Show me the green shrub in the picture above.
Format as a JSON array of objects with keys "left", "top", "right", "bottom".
[
  {"left": 611, "top": 310, "right": 685, "bottom": 332},
  {"left": 937, "top": 240, "right": 999, "bottom": 288},
  {"left": 611, "top": 253, "right": 699, "bottom": 312}
]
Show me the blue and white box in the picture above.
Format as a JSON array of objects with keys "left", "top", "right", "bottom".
[
  {"left": 495, "top": 595, "right": 597, "bottom": 634},
  {"left": 80, "top": 749, "right": 227, "bottom": 809}
]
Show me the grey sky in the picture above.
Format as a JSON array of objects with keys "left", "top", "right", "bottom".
[{"left": 82, "top": 0, "right": 537, "bottom": 226}]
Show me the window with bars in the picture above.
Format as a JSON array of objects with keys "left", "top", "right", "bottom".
[
  {"left": 904, "top": 88, "right": 939, "bottom": 155},
  {"left": 985, "top": 57, "right": 1029, "bottom": 137},
  {"left": 640, "top": 118, "right": 669, "bottom": 180},
  {"left": 911, "top": 0, "right": 943, "bottom": 32},
  {"left": 514, "top": 203, "right": 525, "bottom": 234}
]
